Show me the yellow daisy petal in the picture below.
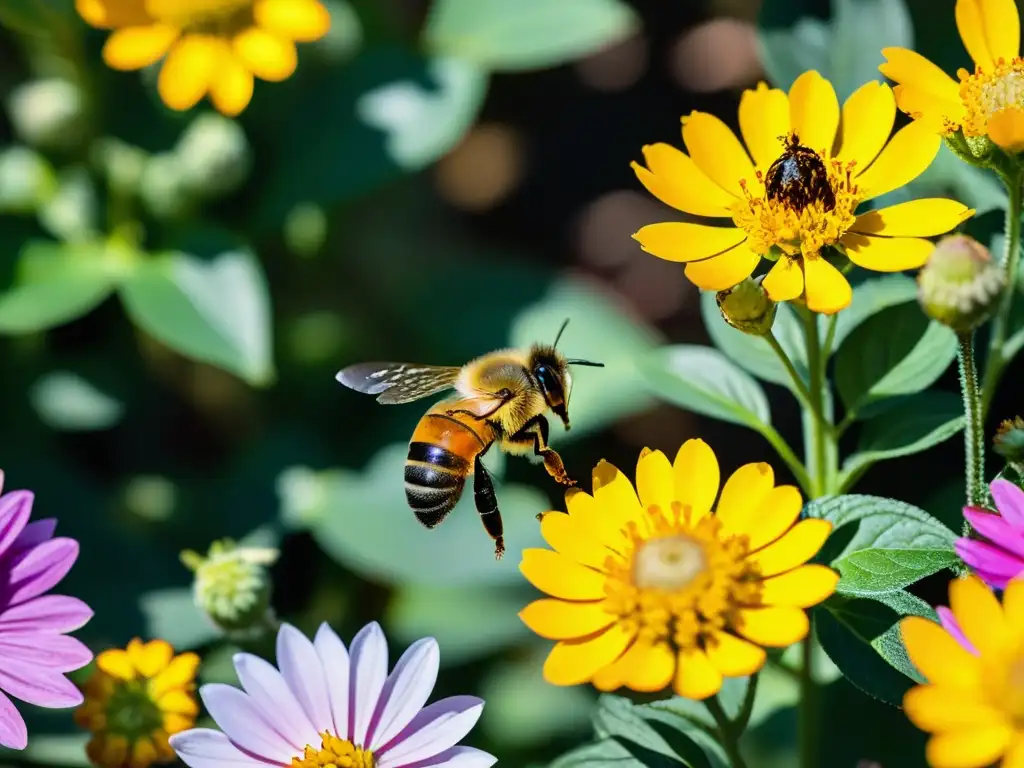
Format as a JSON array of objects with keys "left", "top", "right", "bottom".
[
  {"left": 233, "top": 28, "right": 297, "bottom": 82},
  {"left": 632, "top": 223, "right": 746, "bottom": 263},
  {"left": 97, "top": 649, "right": 136, "bottom": 681},
  {"left": 543, "top": 624, "right": 635, "bottom": 686},
  {"left": 789, "top": 70, "right": 840, "bottom": 155},
  {"left": 903, "top": 685, "right": 1007, "bottom": 732},
  {"left": 855, "top": 120, "right": 940, "bottom": 198},
  {"left": 674, "top": 647, "right": 722, "bottom": 700},
  {"left": 851, "top": 199, "right": 975, "bottom": 237},
  {"left": 747, "top": 519, "right": 832, "bottom": 577},
  {"left": 841, "top": 233, "right": 936, "bottom": 271},
  {"left": 149, "top": 653, "right": 200, "bottom": 699},
  {"left": 733, "top": 606, "right": 809, "bottom": 646},
  {"left": 988, "top": 107, "right": 1024, "bottom": 152},
  {"left": 745, "top": 485, "right": 804, "bottom": 551},
  {"left": 131, "top": 738, "right": 159, "bottom": 768},
  {"left": 673, "top": 439, "right": 720, "bottom": 520},
  {"left": 155, "top": 689, "right": 198, "bottom": 716},
  {"left": 837, "top": 81, "right": 896, "bottom": 169},
  {"left": 519, "top": 599, "right": 615, "bottom": 640},
  {"left": 593, "top": 460, "right": 644, "bottom": 529},
  {"left": 541, "top": 511, "right": 614, "bottom": 570},
  {"left": 957, "top": 0, "right": 1020, "bottom": 69},
  {"left": 632, "top": 144, "right": 737, "bottom": 217},
  {"left": 209, "top": 51, "right": 254, "bottom": 117},
  {"left": 684, "top": 243, "right": 760, "bottom": 291},
  {"left": 757, "top": 565, "right": 839, "bottom": 607},
  {"left": 892, "top": 85, "right": 964, "bottom": 132},
  {"left": 879, "top": 48, "right": 962, "bottom": 104},
  {"left": 158, "top": 35, "right": 219, "bottom": 111},
  {"left": 682, "top": 112, "right": 758, "bottom": 198},
  {"left": 739, "top": 82, "right": 790, "bottom": 169},
  {"left": 803, "top": 256, "right": 852, "bottom": 314},
  {"left": 520, "top": 549, "right": 607, "bottom": 600},
  {"left": 950, "top": 574, "right": 1014, "bottom": 657},
  {"left": 102, "top": 735, "right": 130, "bottom": 767},
  {"left": 926, "top": 727, "right": 1013, "bottom": 768},
  {"left": 254, "top": 0, "right": 332, "bottom": 42},
  {"left": 762, "top": 256, "right": 804, "bottom": 302},
  {"left": 900, "top": 616, "right": 983, "bottom": 687},
  {"left": 705, "top": 631, "right": 767, "bottom": 677},
  {"left": 102, "top": 24, "right": 178, "bottom": 70},
  {"left": 1004, "top": 736, "right": 1024, "bottom": 768},
  {"left": 716, "top": 462, "right": 774, "bottom": 536},
  {"left": 620, "top": 641, "right": 676, "bottom": 692},
  {"left": 163, "top": 712, "right": 193, "bottom": 733},
  {"left": 565, "top": 488, "right": 627, "bottom": 548},
  {"left": 591, "top": 656, "right": 627, "bottom": 692},
  {"left": 76, "top": 0, "right": 150, "bottom": 28},
  {"left": 635, "top": 448, "right": 675, "bottom": 513},
  {"left": 128, "top": 639, "right": 173, "bottom": 678}
]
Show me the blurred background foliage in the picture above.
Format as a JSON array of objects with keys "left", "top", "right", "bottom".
[{"left": 0, "top": 0, "right": 1020, "bottom": 766}]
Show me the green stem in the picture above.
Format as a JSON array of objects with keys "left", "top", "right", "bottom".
[
  {"left": 802, "top": 312, "right": 829, "bottom": 495},
  {"left": 820, "top": 314, "right": 839, "bottom": 362},
  {"left": 734, "top": 673, "right": 759, "bottom": 734},
  {"left": 798, "top": 626, "right": 818, "bottom": 768},
  {"left": 761, "top": 424, "right": 814, "bottom": 497},
  {"left": 958, "top": 333, "right": 985, "bottom": 510},
  {"left": 705, "top": 695, "right": 750, "bottom": 768},
  {"left": 981, "top": 174, "right": 1023, "bottom": 416},
  {"left": 765, "top": 331, "right": 816, "bottom": 414}
]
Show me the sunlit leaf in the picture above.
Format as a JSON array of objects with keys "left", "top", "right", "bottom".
[{"left": 29, "top": 371, "right": 124, "bottom": 431}]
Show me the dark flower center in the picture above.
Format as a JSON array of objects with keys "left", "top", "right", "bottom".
[{"left": 764, "top": 134, "right": 836, "bottom": 213}]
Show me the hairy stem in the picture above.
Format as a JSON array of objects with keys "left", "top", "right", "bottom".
[{"left": 958, "top": 332, "right": 985, "bottom": 513}]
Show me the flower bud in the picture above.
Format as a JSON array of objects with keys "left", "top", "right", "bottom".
[
  {"left": 715, "top": 276, "right": 776, "bottom": 336},
  {"left": 995, "top": 416, "right": 1024, "bottom": 464},
  {"left": 917, "top": 234, "right": 1004, "bottom": 332},
  {"left": 181, "top": 539, "right": 278, "bottom": 632},
  {"left": 7, "top": 78, "right": 85, "bottom": 150},
  {"left": 175, "top": 113, "right": 251, "bottom": 199},
  {"left": 0, "top": 146, "right": 56, "bottom": 213},
  {"left": 92, "top": 138, "right": 148, "bottom": 198}
]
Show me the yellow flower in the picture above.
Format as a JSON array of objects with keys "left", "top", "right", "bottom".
[
  {"left": 75, "top": 0, "right": 331, "bottom": 116},
  {"left": 631, "top": 71, "right": 974, "bottom": 314},
  {"left": 75, "top": 638, "right": 199, "bottom": 768},
  {"left": 881, "top": 0, "right": 1024, "bottom": 152},
  {"left": 901, "top": 575, "right": 1024, "bottom": 768},
  {"left": 518, "top": 440, "right": 838, "bottom": 700}
]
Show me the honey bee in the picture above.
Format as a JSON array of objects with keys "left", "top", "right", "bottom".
[{"left": 336, "top": 320, "right": 602, "bottom": 559}]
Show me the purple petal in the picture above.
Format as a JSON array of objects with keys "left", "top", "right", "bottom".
[
  {"left": 368, "top": 638, "right": 439, "bottom": 752},
  {"left": 974, "top": 567, "right": 1011, "bottom": 590},
  {"left": 314, "top": 623, "right": 350, "bottom": 741},
  {"left": 0, "top": 595, "right": 93, "bottom": 633},
  {"left": 399, "top": 746, "right": 498, "bottom": 768},
  {"left": 992, "top": 479, "right": 1024, "bottom": 526},
  {"left": 0, "top": 689, "right": 26, "bottom": 750},
  {"left": 232, "top": 652, "right": 319, "bottom": 749},
  {"left": 169, "top": 728, "right": 267, "bottom": 768},
  {"left": 936, "top": 606, "right": 979, "bottom": 656},
  {"left": 10, "top": 519, "right": 56, "bottom": 553},
  {"left": 350, "top": 622, "right": 388, "bottom": 748},
  {"left": 199, "top": 684, "right": 297, "bottom": 762},
  {"left": 0, "top": 664, "right": 82, "bottom": 708},
  {"left": 6, "top": 538, "right": 79, "bottom": 605},
  {"left": 276, "top": 624, "right": 333, "bottom": 734},
  {"left": 0, "top": 633, "right": 92, "bottom": 672},
  {"left": 377, "top": 696, "right": 484, "bottom": 766},
  {"left": 963, "top": 508, "right": 1024, "bottom": 558},
  {"left": 0, "top": 493, "right": 33, "bottom": 560},
  {"left": 955, "top": 538, "right": 1024, "bottom": 577}
]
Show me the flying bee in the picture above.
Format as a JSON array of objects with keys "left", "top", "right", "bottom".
[{"left": 335, "top": 320, "right": 603, "bottom": 560}]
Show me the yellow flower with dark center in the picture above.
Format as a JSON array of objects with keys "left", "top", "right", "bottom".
[
  {"left": 901, "top": 575, "right": 1024, "bottom": 768},
  {"left": 632, "top": 71, "right": 974, "bottom": 314},
  {"left": 519, "top": 440, "right": 838, "bottom": 699},
  {"left": 75, "top": 0, "right": 330, "bottom": 116},
  {"left": 881, "top": 0, "right": 1024, "bottom": 152},
  {"left": 74, "top": 638, "right": 199, "bottom": 768}
]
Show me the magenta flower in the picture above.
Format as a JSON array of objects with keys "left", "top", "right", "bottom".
[
  {"left": 170, "top": 621, "right": 496, "bottom": 768},
  {"left": 956, "top": 479, "right": 1024, "bottom": 589},
  {"left": 0, "top": 471, "right": 94, "bottom": 749},
  {"left": 936, "top": 605, "right": 978, "bottom": 655}
]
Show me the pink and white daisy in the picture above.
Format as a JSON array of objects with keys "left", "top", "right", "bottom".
[
  {"left": 169, "top": 621, "right": 496, "bottom": 768},
  {"left": 956, "top": 479, "right": 1024, "bottom": 589}
]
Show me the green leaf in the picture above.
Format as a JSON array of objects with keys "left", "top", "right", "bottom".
[
  {"left": 139, "top": 587, "right": 220, "bottom": 650},
  {"left": 0, "top": 241, "right": 118, "bottom": 333},
  {"left": 639, "top": 345, "right": 771, "bottom": 431},
  {"left": 700, "top": 291, "right": 807, "bottom": 386},
  {"left": 425, "top": 0, "right": 639, "bottom": 72},
  {"left": 0, "top": 0, "right": 73, "bottom": 36},
  {"left": 550, "top": 739, "right": 644, "bottom": 767},
  {"left": 840, "top": 391, "right": 965, "bottom": 488},
  {"left": 356, "top": 57, "right": 488, "bottom": 171},
  {"left": 511, "top": 277, "right": 661, "bottom": 439},
  {"left": 830, "top": 275, "right": 920, "bottom": 353},
  {"left": 806, "top": 494, "right": 958, "bottom": 596},
  {"left": 119, "top": 251, "right": 274, "bottom": 385},
  {"left": 23, "top": 734, "right": 90, "bottom": 767},
  {"left": 834, "top": 301, "right": 957, "bottom": 416},
  {"left": 29, "top": 371, "right": 124, "bottom": 431},
  {"left": 594, "top": 696, "right": 720, "bottom": 768},
  {"left": 817, "top": 590, "right": 935, "bottom": 706}
]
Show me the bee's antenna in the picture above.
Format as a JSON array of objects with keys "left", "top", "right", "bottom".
[
  {"left": 567, "top": 358, "right": 604, "bottom": 368},
  {"left": 553, "top": 318, "right": 570, "bottom": 349}
]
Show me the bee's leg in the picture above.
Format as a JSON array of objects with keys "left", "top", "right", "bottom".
[
  {"left": 507, "top": 415, "right": 576, "bottom": 487},
  {"left": 473, "top": 456, "right": 505, "bottom": 560}
]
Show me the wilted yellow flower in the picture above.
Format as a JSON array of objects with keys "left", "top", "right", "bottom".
[
  {"left": 76, "top": 0, "right": 331, "bottom": 116},
  {"left": 75, "top": 638, "right": 199, "bottom": 768},
  {"left": 632, "top": 71, "right": 974, "bottom": 314},
  {"left": 519, "top": 440, "right": 838, "bottom": 700}
]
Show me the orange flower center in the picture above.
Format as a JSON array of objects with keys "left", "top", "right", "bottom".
[
  {"left": 731, "top": 136, "right": 860, "bottom": 259},
  {"left": 146, "top": 0, "right": 252, "bottom": 31},
  {"left": 959, "top": 58, "right": 1024, "bottom": 137},
  {"left": 602, "top": 502, "right": 762, "bottom": 651},
  {"left": 292, "top": 732, "right": 375, "bottom": 768}
]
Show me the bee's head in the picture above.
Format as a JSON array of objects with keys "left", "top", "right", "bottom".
[{"left": 529, "top": 319, "right": 605, "bottom": 431}]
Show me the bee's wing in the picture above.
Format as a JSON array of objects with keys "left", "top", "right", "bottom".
[{"left": 335, "top": 362, "right": 462, "bottom": 404}]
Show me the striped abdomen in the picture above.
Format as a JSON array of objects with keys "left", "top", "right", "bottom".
[{"left": 404, "top": 403, "right": 496, "bottom": 529}]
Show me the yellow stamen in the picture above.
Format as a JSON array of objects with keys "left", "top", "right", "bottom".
[
  {"left": 291, "top": 732, "right": 376, "bottom": 768},
  {"left": 960, "top": 58, "right": 1024, "bottom": 137}
]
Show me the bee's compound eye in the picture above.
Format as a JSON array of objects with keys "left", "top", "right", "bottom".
[{"left": 534, "top": 365, "right": 552, "bottom": 390}]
